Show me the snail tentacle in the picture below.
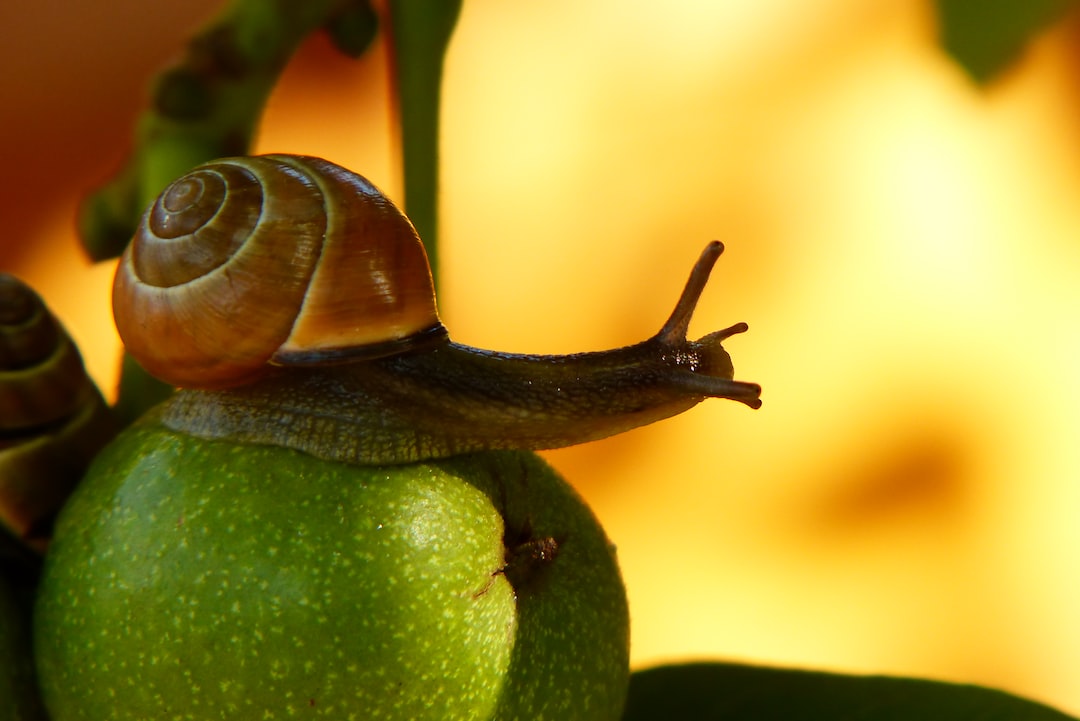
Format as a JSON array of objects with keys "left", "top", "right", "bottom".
[{"left": 656, "top": 240, "right": 725, "bottom": 344}]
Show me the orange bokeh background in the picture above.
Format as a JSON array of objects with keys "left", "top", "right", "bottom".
[{"left": 4, "top": 0, "right": 1080, "bottom": 714}]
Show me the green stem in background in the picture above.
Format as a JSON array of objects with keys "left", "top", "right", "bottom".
[
  {"left": 79, "top": 0, "right": 378, "bottom": 263},
  {"left": 88, "top": 1, "right": 461, "bottom": 425},
  {"left": 86, "top": 0, "right": 378, "bottom": 425},
  {"left": 386, "top": 0, "right": 464, "bottom": 288}
]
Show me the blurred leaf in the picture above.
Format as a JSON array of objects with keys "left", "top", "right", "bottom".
[
  {"left": 936, "top": 0, "right": 1079, "bottom": 83},
  {"left": 622, "top": 662, "right": 1078, "bottom": 720},
  {"left": 387, "top": 0, "right": 463, "bottom": 285}
]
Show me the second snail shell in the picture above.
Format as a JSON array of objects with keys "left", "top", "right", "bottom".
[
  {"left": 1, "top": 275, "right": 117, "bottom": 549},
  {"left": 112, "top": 154, "right": 448, "bottom": 390}
]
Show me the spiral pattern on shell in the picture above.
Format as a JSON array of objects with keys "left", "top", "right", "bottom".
[
  {"left": 113, "top": 154, "right": 447, "bottom": 389},
  {"left": 1, "top": 275, "right": 117, "bottom": 549},
  {"left": 0, "top": 275, "right": 92, "bottom": 431}
]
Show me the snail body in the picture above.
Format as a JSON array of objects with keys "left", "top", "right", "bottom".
[{"left": 113, "top": 154, "right": 761, "bottom": 464}]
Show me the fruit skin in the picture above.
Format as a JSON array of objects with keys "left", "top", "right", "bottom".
[{"left": 34, "top": 416, "right": 629, "bottom": 720}]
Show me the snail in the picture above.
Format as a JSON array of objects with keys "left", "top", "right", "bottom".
[
  {"left": 36, "top": 154, "right": 760, "bottom": 720},
  {"left": 113, "top": 154, "right": 760, "bottom": 465},
  {"left": 0, "top": 275, "right": 116, "bottom": 552}
]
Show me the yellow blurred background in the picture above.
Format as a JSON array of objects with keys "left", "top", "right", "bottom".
[{"left": 4, "top": 0, "right": 1080, "bottom": 713}]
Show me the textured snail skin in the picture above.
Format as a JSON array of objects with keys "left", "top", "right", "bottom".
[
  {"left": 0, "top": 275, "right": 117, "bottom": 550},
  {"left": 114, "top": 154, "right": 761, "bottom": 464},
  {"left": 160, "top": 316, "right": 758, "bottom": 465}
]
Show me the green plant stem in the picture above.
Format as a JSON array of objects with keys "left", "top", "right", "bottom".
[
  {"left": 387, "top": 0, "right": 463, "bottom": 288},
  {"left": 79, "top": 0, "right": 377, "bottom": 262},
  {"left": 84, "top": 0, "right": 378, "bottom": 426}
]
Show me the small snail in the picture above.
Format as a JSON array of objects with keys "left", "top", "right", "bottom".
[
  {"left": 0, "top": 275, "right": 117, "bottom": 551},
  {"left": 114, "top": 154, "right": 761, "bottom": 464}
]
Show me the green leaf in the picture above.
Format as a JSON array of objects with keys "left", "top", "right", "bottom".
[
  {"left": 622, "top": 662, "right": 1078, "bottom": 720},
  {"left": 936, "top": 0, "right": 1079, "bottom": 83}
]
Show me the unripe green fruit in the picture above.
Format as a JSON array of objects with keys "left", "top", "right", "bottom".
[{"left": 34, "top": 418, "right": 629, "bottom": 720}]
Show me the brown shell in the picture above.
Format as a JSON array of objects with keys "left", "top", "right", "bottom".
[
  {"left": 1, "top": 275, "right": 118, "bottom": 550},
  {"left": 113, "top": 155, "right": 447, "bottom": 390},
  {"left": 0, "top": 275, "right": 91, "bottom": 430}
]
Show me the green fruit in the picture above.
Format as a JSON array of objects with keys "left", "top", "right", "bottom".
[
  {"left": 34, "top": 418, "right": 629, "bottom": 720},
  {"left": 0, "top": 571, "right": 47, "bottom": 721}
]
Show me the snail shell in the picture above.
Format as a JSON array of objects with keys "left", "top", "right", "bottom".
[
  {"left": 0, "top": 276, "right": 90, "bottom": 430},
  {"left": 113, "top": 154, "right": 447, "bottom": 390},
  {"left": 0, "top": 275, "right": 117, "bottom": 550}
]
